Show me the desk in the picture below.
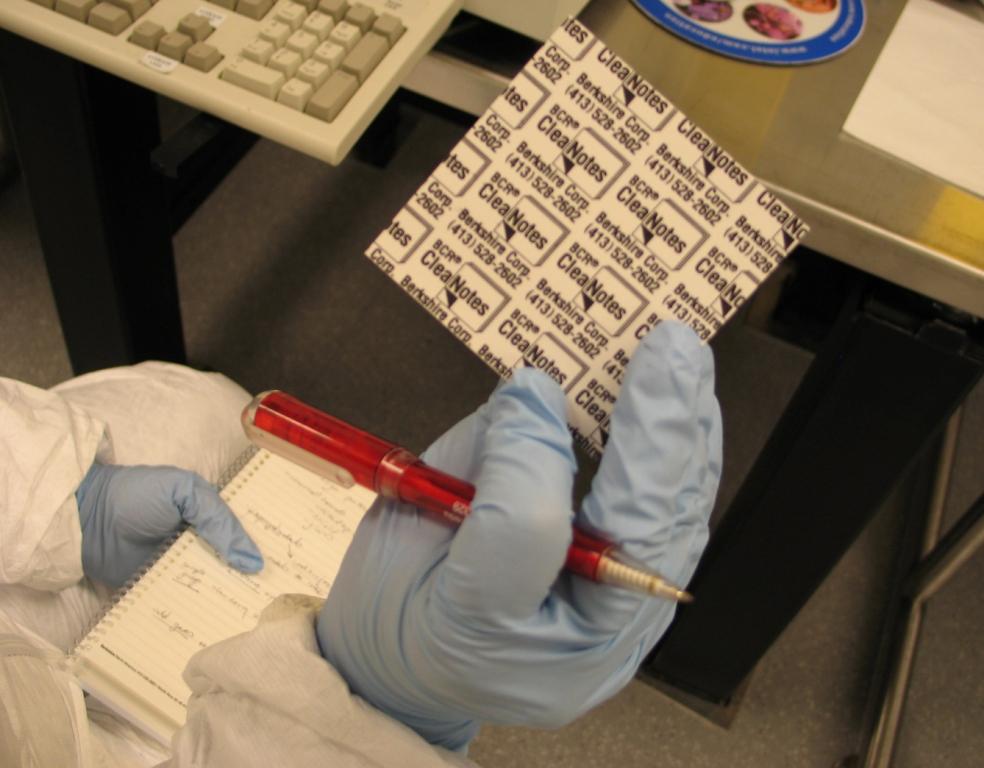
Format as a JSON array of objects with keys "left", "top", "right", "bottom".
[{"left": 2, "top": 0, "right": 982, "bottom": 713}]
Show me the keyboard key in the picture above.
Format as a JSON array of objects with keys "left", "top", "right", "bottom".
[
  {"left": 157, "top": 32, "right": 193, "bottom": 60},
  {"left": 55, "top": 0, "right": 96, "bottom": 22},
  {"left": 259, "top": 19, "right": 290, "bottom": 47},
  {"left": 236, "top": 0, "right": 274, "bottom": 20},
  {"left": 297, "top": 58, "right": 330, "bottom": 87},
  {"left": 317, "top": 0, "right": 347, "bottom": 21},
  {"left": 344, "top": 3, "right": 374, "bottom": 33},
  {"left": 306, "top": 70, "right": 357, "bottom": 121},
  {"left": 273, "top": 0, "right": 306, "bottom": 30},
  {"left": 302, "top": 10, "right": 334, "bottom": 41},
  {"left": 328, "top": 21, "right": 360, "bottom": 52},
  {"left": 286, "top": 29, "right": 318, "bottom": 58},
  {"left": 372, "top": 13, "right": 404, "bottom": 46},
  {"left": 312, "top": 40, "right": 344, "bottom": 69},
  {"left": 293, "top": 0, "right": 319, "bottom": 10},
  {"left": 242, "top": 38, "right": 275, "bottom": 64},
  {"left": 129, "top": 19, "right": 165, "bottom": 49},
  {"left": 27, "top": 0, "right": 56, "bottom": 9},
  {"left": 340, "top": 31, "right": 387, "bottom": 83},
  {"left": 277, "top": 78, "right": 313, "bottom": 110},
  {"left": 221, "top": 57, "right": 285, "bottom": 99},
  {"left": 185, "top": 42, "right": 223, "bottom": 72},
  {"left": 211, "top": 0, "right": 237, "bottom": 8},
  {"left": 88, "top": 2, "right": 130, "bottom": 33},
  {"left": 269, "top": 48, "right": 302, "bottom": 78},
  {"left": 178, "top": 14, "right": 213, "bottom": 43},
  {"left": 107, "top": 0, "right": 149, "bottom": 19}
]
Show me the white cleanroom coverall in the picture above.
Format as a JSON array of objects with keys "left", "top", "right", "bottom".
[{"left": 0, "top": 362, "right": 472, "bottom": 768}]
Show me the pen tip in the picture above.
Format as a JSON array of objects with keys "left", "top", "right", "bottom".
[
  {"left": 597, "top": 557, "right": 695, "bottom": 602},
  {"left": 647, "top": 576, "right": 693, "bottom": 603},
  {"left": 647, "top": 578, "right": 693, "bottom": 603}
]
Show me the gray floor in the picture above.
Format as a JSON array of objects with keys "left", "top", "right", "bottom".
[{"left": 1, "top": 98, "right": 981, "bottom": 767}]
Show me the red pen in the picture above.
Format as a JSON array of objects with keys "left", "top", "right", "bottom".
[{"left": 241, "top": 390, "right": 692, "bottom": 602}]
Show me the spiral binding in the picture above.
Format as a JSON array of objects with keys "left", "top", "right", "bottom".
[{"left": 71, "top": 447, "right": 264, "bottom": 659}]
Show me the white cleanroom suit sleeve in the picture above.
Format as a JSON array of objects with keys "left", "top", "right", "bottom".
[
  {"left": 52, "top": 361, "right": 254, "bottom": 486},
  {"left": 0, "top": 631, "right": 95, "bottom": 768},
  {"left": 164, "top": 594, "right": 476, "bottom": 768},
  {"left": 0, "top": 376, "right": 107, "bottom": 591}
]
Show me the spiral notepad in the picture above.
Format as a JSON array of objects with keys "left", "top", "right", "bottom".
[{"left": 70, "top": 449, "right": 375, "bottom": 745}]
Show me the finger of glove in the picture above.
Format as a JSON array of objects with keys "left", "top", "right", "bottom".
[
  {"left": 420, "top": 399, "right": 494, "bottom": 483},
  {"left": 316, "top": 404, "right": 500, "bottom": 749},
  {"left": 173, "top": 470, "right": 264, "bottom": 573},
  {"left": 436, "top": 368, "right": 577, "bottom": 622},
  {"left": 332, "top": 399, "right": 499, "bottom": 614},
  {"left": 571, "top": 322, "right": 722, "bottom": 633}
]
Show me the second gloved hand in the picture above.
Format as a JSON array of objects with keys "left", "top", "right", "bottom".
[
  {"left": 77, "top": 464, "right": 264, "bottom": 588},
  {"left": 316, "top": 322, "right": 722, "bottom": 751}
]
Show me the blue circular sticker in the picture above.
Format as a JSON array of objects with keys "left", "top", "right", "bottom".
[{"left": 632, "top": 0, "right": 865, "bottom": 65}]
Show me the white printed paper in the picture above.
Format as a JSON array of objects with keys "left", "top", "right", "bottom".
[{"left": 365, "top": 18, "right": 809, "bottom": 456}]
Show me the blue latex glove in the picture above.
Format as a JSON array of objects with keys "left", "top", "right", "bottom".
[
  {"left": 317, "top": 322, "right": 722, "bottom": 750},
  {"left": 76, "top": 464, "right": 264, "bottom": 588}
]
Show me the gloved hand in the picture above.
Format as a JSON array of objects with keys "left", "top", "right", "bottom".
[
  {"left": 76, "top": 464, "right": 264, "bottom": 588},
  {"left": 317, "top": 321, "right": 722, "bottom": 750}
]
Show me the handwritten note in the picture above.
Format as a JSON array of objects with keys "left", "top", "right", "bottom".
[{"left": 71, "top": 451, "right": 375, "bottom": 742}]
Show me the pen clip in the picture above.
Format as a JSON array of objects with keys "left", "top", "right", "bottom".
[
  {"left": 314, "top": 460, "right": 357, "bottom": 489},
  {"left": 242, "top": 399, "right": 356, "bottom": 489}
]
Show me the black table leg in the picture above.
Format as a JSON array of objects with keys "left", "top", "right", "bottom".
[
  {"left": 0, "top": 30, "right": 184, "bottom": 374},
  {"left": 643, "top": 285, "right": 984, "bottom": 705}
]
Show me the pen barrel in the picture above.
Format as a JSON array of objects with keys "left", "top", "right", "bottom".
[
  {"left": 244, "top": 392, "right": 689, "bottom": 602},
  {"left": 378, "top": 448, "right": 475, "bottom": 526},
  {"left": 564, "top": 543, "right": 604, "bottom": 580},
  {"left": 246, "top": 392, "right": 477, "bottom": 525}
]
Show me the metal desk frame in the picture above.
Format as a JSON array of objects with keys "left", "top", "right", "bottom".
[{"left": 1, "top": 30, "right": 184, "bottom": 373}]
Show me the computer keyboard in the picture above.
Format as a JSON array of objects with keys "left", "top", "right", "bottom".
[{"left": 0, "top": 0, "right": 462, "bottom": 163}]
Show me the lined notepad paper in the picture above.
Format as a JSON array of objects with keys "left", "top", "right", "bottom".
[{"left": 71, "top": 450, "right": 375, "bottom": 744}]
